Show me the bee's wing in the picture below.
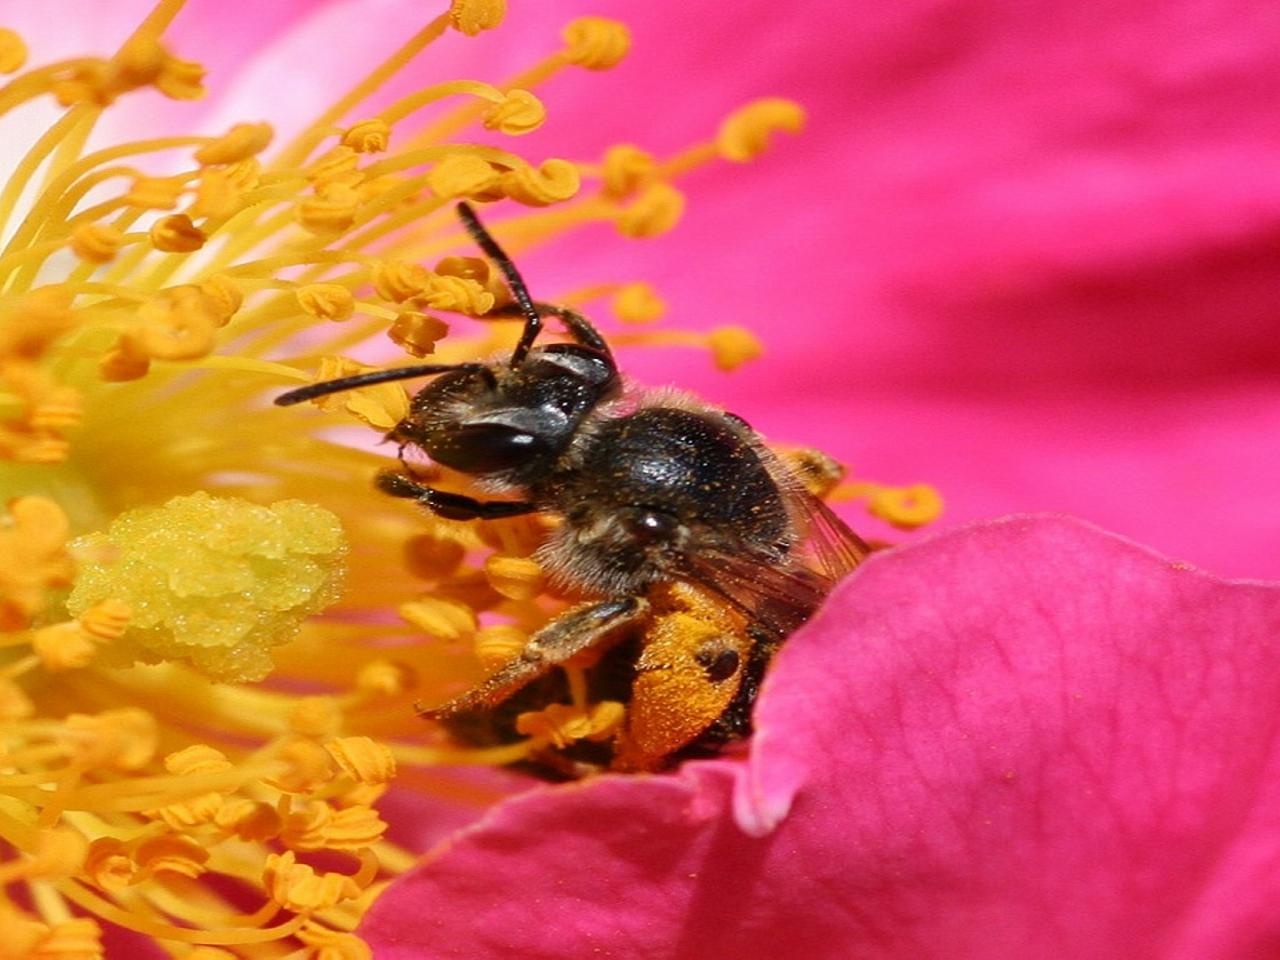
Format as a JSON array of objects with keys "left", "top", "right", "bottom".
[
  {"left": 685, "top": 491, "right": 868, "bottom": 640},
  {"left": 791, "top": 487, "right": 870, "bottom": 583}
]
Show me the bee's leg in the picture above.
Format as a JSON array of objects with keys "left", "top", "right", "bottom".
[
  {"left": 419, "top": 596, "right": 649, "bottom": 717},
  {"left": 376, "top": 471, "right": 537, "bottom": 521}
]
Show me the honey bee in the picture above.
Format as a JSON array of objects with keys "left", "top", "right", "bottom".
[{"left": 276, "top": 203, "right": 868, "bottom": 775}]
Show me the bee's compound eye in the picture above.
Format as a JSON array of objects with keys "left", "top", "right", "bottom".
[
  {"left": 695, "top": 647, "right": 741, "bottom": 683},
  {"left": 623, "top": 509, "right": 680, "bottom": 544}
]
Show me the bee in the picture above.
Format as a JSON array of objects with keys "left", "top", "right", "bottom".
[{"left": 275, "top": 202, "right": 869, "bottom": 775}]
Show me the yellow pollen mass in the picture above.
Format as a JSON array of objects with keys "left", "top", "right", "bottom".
[{"left": 67, "top": 493, "right": 346, "bottom": 682}]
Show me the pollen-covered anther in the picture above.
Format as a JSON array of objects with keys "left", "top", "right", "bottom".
[
  {"left": 0, "top": 496, "right": 74, "bottom": 630},
  {"left": 326, "top": 736, "right": 397, "bottom": 784},
  {"left": 28, "top": 385, "right": 83, "bottom": 430},
  {"left": 562, "top": 17, "right": 631, "bottom": 70},
  {"left": 389, "top": 310, "right": 449, "bottom": 357},
  {"left": 134, "top": 834, "right": 210, "bottom": 880},
  {"left": 25, "top": 827, "right": 90, "bottom": 879},
  {"left": 866, "top": 483, "right": 945, "bottom": 529},
  {"left": 342, "top": 118, "right": 391, "bottom": 154},
  {"left": 516, "top": 701, "right": 626, "bottom": 748},
  {"left": 473, "top": 624, "right": 528, "bottom": 671},
  {"left": 125, "top": 286, "right": 220, "bottom": 360},
  {"left": 717, "top": 98, "right": 806, "bottom": 162},
  {"left": 0, "top": 287, "right": 74, "bottom": 360},
  {"left": 200, "top": 274, "right": 244, "bottom": 324},
  {"left": 298, "top": 284, "right": 356, "bottom": 322},
  {"left": 484, "top": 554, "right": 545, "bottom": 601},
  {"left": 124, "top": 175, "right": 187, "bottom": 210},
  {"left": 500, "top": 158, "right": 580, "bottom": 206},
  {"left": 356, "top": 659, "right": 416, "bottom": 696},
  {"left": 434, "top": 255, "right": 491, "bottom": 284},
  {"left": 266, "top": 738, "right": 337, "bottom": 794},
  {"left": 426, "top": 154, "right": 502, "bottom": 200},
  {"left": 194, "top": 121, "right": 273, "bottom": 166},
  {"left": 187, "top": 168, "right": 243, "bottom": 221},
  {"left": 449, "top": 0, "right": 507, "bottom": 35},
  {"left": 149, "top": 213, "right": 206, "bottom": 252},
  {"left": 311, "top": 357, "right": 410, "bottom": 428},
  {"left": 400, "top": 596, "right": 479, "bottom": 640},
  {"left": 69, "top": 223, "right": 125, "bottom": 263},
  {"left": 284, "top": 800, "right": 389, "bottom": 851},
  {"left": 483, "top": 89, "right": 546, "bottom": 135},
  {"left": 613, "top": 282, "right": 666, "bottom": 323},
  {"left": 601, "top": 144, "right": 656, "bottom": 199},
  {"left": 417, "top": 274, "right": 495, "bottom": 315},
  {"left": 215, "top": 798, "right": 283, "bottom": 842},
  {"left": 781, "top": 447, "right": 846, "bottom": 498},
  {"left": 403, "top": 531, "right": 465, "bottom": 578},
  {"left": 85, "top": 837, "right": 135, "bottom": 891},
  {"left": 166, "top": 743, "right": 233, "bottom": 776},
  {"left": 63, "top": 709, "right": 158, "bottom": 771},
  {"left": 296, "top": 922, "right": 374, "bottom": 960},
  {"left": 709, "top": 325, "right": 764, "bottom": 371},
  {"left": 263, "top": 851, "right": 363, "bottom": 913},
  {"left": 23, "top": 918, "right": 102, "bottom": 960},
  {"left": 146, "top": 789, "right": 225, "bottom": 829},
  {"left": 32, "top": 622, "right": 99, "bottom": 671},
  {"left": 112, "top": 35, "right": 167, "bottom": 87},
  {"left": 616, "top": 181, "right": 685, "bottom": 238},
  {"left": 0, "top": 28, "right": 28, "bottom": 73},
  {"left": 154, "top": 54, "right": 206, "bottom": 101},
  {"left": 308, "top": 146, "right": 363, "bottom": 191},
  {"left": 98, "top": 345, "right": 150, "bottom": 382},
  {"left": 372, "top": 260, "right": 432, "bottom": 303},
  {"left": 289, "top": 696, "right": 342, "bottom": 737},
  {"left": 298, "top": 183, "right": 361, "bottom": 236}
]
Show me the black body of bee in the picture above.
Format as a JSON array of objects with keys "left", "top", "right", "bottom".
[{"left": 276, "top": 202, "right": 867, "bottom": 774}]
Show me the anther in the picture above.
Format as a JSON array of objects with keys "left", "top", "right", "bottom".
[
  {"left": 297, "top": 284, "right": 356, "bottom": 322},
  {"left": 616, "top": 181, "right": 685, "bottom": 237},
  {"left": 69, "top": 223, "right": 125, "bottom": 263},
  {"left": 0, "top": 28, "right": 28, "bottom": 73},
  {"left": 562, "top": 17, "right": 631, "bottom": 70},
  {"left": 427, "top": 154, "right": 502, "bottom": 199},
  {"left": 389, "top": 310, "right": 449, "bottom": 357},
  {"left": 709, "top": 326, "right": 763, "bottom": 371},
  {"left": 326, "top": 736, "right": 397, "bottom": 784},
  {"left": 342, "top": 118, "right": 391, "bottom": 154},
  {"left": 500, "top": 158, "right": 580, "bottom": 206},
  {"left": 613, "top": 282, "right": 666, "bottom": 323},
  {"left": 483, "top": 89, "right": 546, "bottom": 135},
  {"left": 449, "top": 0, "right": 507, "bottom": 36},
  {"left": 602, "top": 144, "right": 655, "bottom": 199},
  {"left": 717, "top": 98, "right": 806, "bottom": 162},
  {"left": 399, "top": 596, "right": 478, "bottom": 640},
  {"left": 149, "top": 213, "right": 206, "bottom": 252},
  {"left": 194, "top": 122, "right": 274, "bottom": 165}
]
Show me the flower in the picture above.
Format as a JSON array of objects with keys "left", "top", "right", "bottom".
[
  {"left": 0, "top": 0, "right": 866, "bottom": 953},
  {"left": 363, "top": 515, "right": 1280, "bottom": 958}
]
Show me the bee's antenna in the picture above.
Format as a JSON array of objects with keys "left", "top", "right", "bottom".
[
  {"left": 274, "top": 363, "right": 492, "bottom": 406},
  {"left": 456, "top": 202, "right": 542, "bottom": 366}
]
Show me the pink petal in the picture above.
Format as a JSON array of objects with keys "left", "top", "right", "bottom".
[{"left": 363, "top": 516, "right": 1280, "bottom": 959}]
